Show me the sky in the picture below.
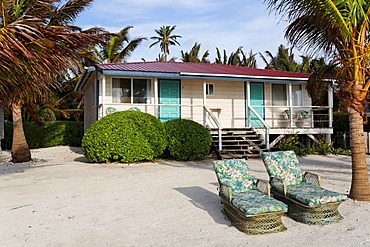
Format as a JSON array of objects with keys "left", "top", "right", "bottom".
[{"left": 75, "top": 0, "right": 297, "bottom": 68}]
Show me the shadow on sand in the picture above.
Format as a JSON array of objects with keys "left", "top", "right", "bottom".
[{"left": 174, "top": 186, "right": 231, "bottom": 227}]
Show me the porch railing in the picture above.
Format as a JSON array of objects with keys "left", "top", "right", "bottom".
[
  {"left": 203, "top": 106, "right": 223, "bottom": 151},
  {"left": 248, "top": 105, "right": 332, "bottom": 129},
  {"left": 247, "top": 106, "right": 270, "bottom": 150}
]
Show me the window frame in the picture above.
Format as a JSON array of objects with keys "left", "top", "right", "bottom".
[
  {"left": 206, "top": 83, "right": 215, "bottom": 96},
  {"left": 111, "top": 77, "right": 152, "bottom": 104}
]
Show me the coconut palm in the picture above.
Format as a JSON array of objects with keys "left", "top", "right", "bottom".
[
  {"left": 155, "top": 53, "right": 177, "bottom": 62},
  {"left": 86, "top": 26, "right": 146, "bottom": 65},
  {"left": 265, "top": 0, "right": 370, "bottom": 201},
  {"left": 239, "top": 49, "right": 258, "bottom": 68},
  {"left": 260, "top": 44, "right": 299, "bottom": 71},
  {"left": 0, "top": 0, "right": 106, "bottom": 162},
  {"left": 215, "top": 47, "right": 257, "bottom": 67},
  {"left": 215, "top": 48, "right": 229, "bottom": 64},
  {"left": 181, "top": 43, "right": 210, "bottom": 63},
  {"left": 149, "top": 25, "right": 181, "bottom": 62},
  {"left": 215, "top": 47, "right": 241, "bottom": 65}
]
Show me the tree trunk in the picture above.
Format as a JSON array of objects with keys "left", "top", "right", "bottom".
[
  {"left": 348, "top": 107, "right": 370, "bottom": 201},
  {"left": 11, "top": 102, "right": 31, "bottom": 163}
]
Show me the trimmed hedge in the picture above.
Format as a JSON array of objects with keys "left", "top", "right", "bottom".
[
  {"left": 81, "top": 110, "right": 167, "bottom": 163},
  {"left": 3, "top": 120, "right": 84, "bottom": 150},
  {"left": 164, "top": 119, "right": 212, "bottom": 161}
]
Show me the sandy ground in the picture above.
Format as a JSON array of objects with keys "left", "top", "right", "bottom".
[{"left": 1, "top": 146, "right": 370, "bottom": 247}]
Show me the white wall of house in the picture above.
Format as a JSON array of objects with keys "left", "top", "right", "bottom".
[
  {"left": 204, "top": 79, "right": 245, "bottom": 128},
  {"left": 82, "top": 73, "right": 314, "bottom": 131}
]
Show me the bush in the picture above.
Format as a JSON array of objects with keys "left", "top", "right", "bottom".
[
  {"left": 277, "top": 132, "right": 350, "bottom": 156},
  {"left": 333, "top": 112, "right": 350, "bottom": 133},
  {"left": 164, "top": 119, "right": 212, "bottom": 161},
  {"left": 3, "top": 120, "right": 83, "bottom": 150},
  {"left": 333, "top": 111, "right": 370, "bottom": 133},
  {"left": 81, "top": 110, "right": 167, "bottom": 163}
]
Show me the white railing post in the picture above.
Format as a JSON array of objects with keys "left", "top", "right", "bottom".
[
  {"left": 204, "top": 106, "right": 223, "bottom": 152},
  {"left": 328, "top": 84, "right": 334, "bottom": 128},
  {"left": 218, "top": 128, "right": 222, "bottom": 152},
  {"left": 248, "top": 106, "right": 270, "bottom": 150}
]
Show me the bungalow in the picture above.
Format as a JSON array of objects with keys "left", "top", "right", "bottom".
[{"left": 76, "top": 62, "right": 333, "bottom": 157}]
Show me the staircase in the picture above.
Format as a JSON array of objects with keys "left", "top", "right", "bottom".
[{"left": 210, "top": 128, "right": 267, "bottom": 159}]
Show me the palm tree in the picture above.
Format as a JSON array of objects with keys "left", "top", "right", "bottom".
[
  {"left": 86, "top": 26, "right": 146, "bottom": 65},
  {"left": 149, "top": 25, "right": 181, "bottom": 62},
  {"left": 214, "top": 47, "right": 257, "bottom": 67},
  {"left": 215, "top": 48, "right": 228, "bottom": 64},
  {"left": 214, "top": 47, "right": 241, "bottom": 65},
  {"left": 260, "top": 44, "right": 299, "bottom": 71},
  {"left": 181, "top": 43, "right": 210, "bottom": 63},
  {"left": 239, "top": 49, "right": 258, "bottom": 68},
  {"left": 0, "top": 0, "right": 106, "bottom": 162},
  {"left": 265, "top": 0, "right": 370, "bottom": 201},
  {"left": 155, "top": 53, "right": 177, "bottom": 62}
]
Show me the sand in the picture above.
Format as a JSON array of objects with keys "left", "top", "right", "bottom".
[{"left": 1, "top": 146, "right": 370, "bottom": 247}]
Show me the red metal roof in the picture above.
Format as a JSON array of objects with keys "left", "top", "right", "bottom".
[{"left": 96, "top": 62, "right": 310, "bottom": 79}]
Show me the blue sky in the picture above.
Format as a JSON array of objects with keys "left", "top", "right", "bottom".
[{"left": 75, "top": 0, "right": 295, "bottom": 68}]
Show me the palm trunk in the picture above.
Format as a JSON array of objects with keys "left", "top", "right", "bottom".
[
  {"left": 11, "top": 102, "right": 31, "bottom": 163},
  {"left": 348, "top": 107, "right": 370, "bottom": 201}
]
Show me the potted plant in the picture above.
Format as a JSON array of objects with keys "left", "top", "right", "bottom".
[
  {"left": 282, "top": 109, "right": 291, "bottom": 120},
  {"left": 295, "top": 110, "right": 309, "bottom": 128}
]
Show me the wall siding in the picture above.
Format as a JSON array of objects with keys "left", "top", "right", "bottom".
[{"left": 87, "top": 74, "right": 314, "bottom": 130}]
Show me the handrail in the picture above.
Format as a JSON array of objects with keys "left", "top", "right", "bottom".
[
  {"left": 248, "top": 106, "right": 270, "bottom": 150},
  {"left": 203, "top": 106, "right": 223, "bottom": 151}
]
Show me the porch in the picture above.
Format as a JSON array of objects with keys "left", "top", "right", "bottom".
[{"left": 97, "top": 103, "right": 333, "bottom": 156}]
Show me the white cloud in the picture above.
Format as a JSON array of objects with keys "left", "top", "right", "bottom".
[{"left": 76, "top": 0, "right": 301, "bottom": 67}]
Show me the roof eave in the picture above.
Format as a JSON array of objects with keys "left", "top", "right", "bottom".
[
  {"left": 75, "top": 66, "right": 96, "bottom": 92},
  {"left": 97, "top": 70, "right": 309, "bottom": 83}
]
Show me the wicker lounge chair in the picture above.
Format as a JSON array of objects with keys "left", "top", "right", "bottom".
[
  {"left": 213, "top": 159, "right": 288, "bottom": 234},
  {"left": 262, "top": 150, "right": 347, "bottom": 225}
]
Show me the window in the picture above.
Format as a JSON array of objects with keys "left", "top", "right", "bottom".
[
  {"left": 112, "top": 78, "right": 151, "bottom": 103},
  {"left": 112, "top": 78, "right": 131, "bottom": 103},
  {"left": 292, "top": 84, "right": 303, "bottom": 106},
  {"left": 206, "top": 83, "right": 214, "bottom": 96},
  {"left": 272, "top": 84, "right": 287, "bottom": 106}
]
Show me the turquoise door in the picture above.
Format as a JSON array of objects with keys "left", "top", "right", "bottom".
[
  {"left": 159, "top": 79, "right": 180, "bottom": 122},
  {"left": 248, "top": 82, "right": 265, "bottom": 126}
]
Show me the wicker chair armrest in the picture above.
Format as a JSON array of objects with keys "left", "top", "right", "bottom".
[
  {"left": 219, "top": 184, "right": 233, "bottom": 202},
  {"left": 270, "top": 177, "right": 287, "bottom": 196},
  {"left": 304, "top": 172, "right": 322, "bottom": 187},
  {"left": 256, "top": 179, "right": 271, "bottom": 197}
]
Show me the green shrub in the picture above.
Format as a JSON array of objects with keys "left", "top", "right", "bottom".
[
  {"left": 81, "top": 110, "right": 167, "bottom": 163},
  {"left": 333, "top": 112, "right": 350, "bottom": 133},
  {"left": 3, "top": 120, "right": 83, "bottom": 150},
  {"left": 164, "top": 119, "right": 212, "bottom": 161},
  {"left": 332, "top": 111, "right": 370, "bottom": 132},
  {"left": 277, "top": 132, "right": 350, "bottom": 156}
]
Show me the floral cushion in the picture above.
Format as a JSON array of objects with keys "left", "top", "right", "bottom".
[
  {"left": 232, "top": 190, "right": 288, "bottom": 215},
  {"left": 276, "top": 183, "right": 347, "bottom": 207},
  {"left": 213, "top": 159, "right": 255, "bottom": 192},
  {"left": 262, "top": 150, "right": 303, "bottom": 185}
]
